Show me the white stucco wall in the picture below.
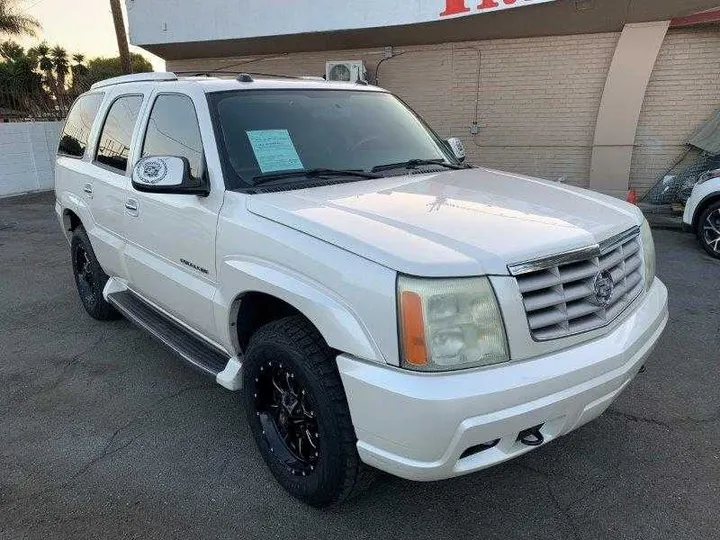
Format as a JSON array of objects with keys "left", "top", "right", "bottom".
[
  {"left": 126, "top": 0, "right": 556, "bottom": 46},
  {"left": 0, "top": 122, "right": 61, "bottom": 198}
]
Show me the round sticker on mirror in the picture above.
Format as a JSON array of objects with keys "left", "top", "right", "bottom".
[{"left": 139, "top": 158, "right": 168, "bottom": 185}]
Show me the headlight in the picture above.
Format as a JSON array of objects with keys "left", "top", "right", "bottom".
[
  {"left": 397, "top": 276, "right": 509, "bottom": 371},
  {"left": 641, "top": 218, "right": 656, "bottom": 290}
]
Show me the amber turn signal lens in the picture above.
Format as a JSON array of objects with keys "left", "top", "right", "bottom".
[{"left": 400, "top": 291, "right": 428, "bottom": 366}]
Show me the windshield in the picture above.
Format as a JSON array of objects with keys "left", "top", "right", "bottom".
[{"left": 208, "top": 89, "right": 458, "bottom": 190}]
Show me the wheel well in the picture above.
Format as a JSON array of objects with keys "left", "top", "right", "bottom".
[
  {"left": 63, "top": 209, "right": 81, "bottom": 232},
  {"left": 693, "top": 195, "right": 720, "bottom": 230},
  {"left": 234, "top": 292, "right": 305, "bottom": 351}
]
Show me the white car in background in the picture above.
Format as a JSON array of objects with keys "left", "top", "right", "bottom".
[
  {"left": 55, "top": 72, "right": 668, "bottom": 507},
  {"left": 683, "top": 168, "right": 720, "bottom": 258}
]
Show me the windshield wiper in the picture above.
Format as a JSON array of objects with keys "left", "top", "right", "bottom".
[
  {"left": 253, "top": 168, "right": 380, "bottom": 186},
  {"left": 371, "top": 158, "right": 466, "bottom": 173}
]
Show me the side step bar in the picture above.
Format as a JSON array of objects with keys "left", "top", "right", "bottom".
[{"left": 107, "top": 290, "right": 231, "bottom": 377}]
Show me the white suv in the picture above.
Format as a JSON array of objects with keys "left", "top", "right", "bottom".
[
  {"left": 55, "top": 72, "right": 668, "bottom": 507},
  {"left": 683, "top": 168, "right": 720, "bottom": 259}
]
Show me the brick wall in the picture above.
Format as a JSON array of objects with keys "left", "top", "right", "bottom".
[
  {"left": 630, "top": 27, "right": 720, "bottom": 194},
  {"left": 171, "top": 28, "right": 718, "bottom": 193},
  {"left": 0, "top": 122, "right": 61, "bottom": 198},
  {"left": 170, "top": 33, "right": 619, "bottom": 189}
]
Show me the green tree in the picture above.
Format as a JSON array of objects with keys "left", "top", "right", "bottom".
[
  {"left": 79, "top": 53, "right": 152, "bottom": 87},
  {"left": 0, "top": 0, "right": 40, "bottom": 37},
  {"left": 0, "top": 40, "right": 44, "bottom": 117}
]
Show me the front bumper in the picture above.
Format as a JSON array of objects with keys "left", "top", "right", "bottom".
[{"left": 337, "top": 279, "right": 668, "bottom": 481}]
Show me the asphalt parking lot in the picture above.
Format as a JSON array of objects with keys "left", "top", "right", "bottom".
[{"left": 1, "top": 191, "right": 719, "bottom": 540}]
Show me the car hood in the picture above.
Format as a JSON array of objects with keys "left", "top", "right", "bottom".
[{"left": 247, "top": 168, "right": 643, "bottom": 276}]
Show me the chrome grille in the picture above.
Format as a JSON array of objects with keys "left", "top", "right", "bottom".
[{"left": 510, "top": 228, "right": 644, "bottom": 341}]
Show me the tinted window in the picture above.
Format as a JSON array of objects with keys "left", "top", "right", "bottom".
[
  {"left": 142, "top": 94, "right": 204, "bottom": 179},
  {"left": 95, "top": 95, "right": 144, "bottom": 173},
  {"left": 209, "top": 90, "right": 454, "bottom": 190},
  {"left": 58, "top": 93, "right": 104, "bottom": 158}
]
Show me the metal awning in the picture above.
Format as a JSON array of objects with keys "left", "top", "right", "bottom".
[{"left": 688, "top": 109, "right": 720, "bottom": 155}]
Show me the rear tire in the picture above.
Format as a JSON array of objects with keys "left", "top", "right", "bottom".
[
  {"left": 696, "top": 201, "right": 720, "bottom": 259},
  {"left": 243, "top": 316, "right": 372, "bottom": 507},
  {"left": 70, "top": 225, "right": 120, "bottom": 321}
]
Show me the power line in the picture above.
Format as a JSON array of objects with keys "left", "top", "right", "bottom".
[{"left": 20, "top": 0, "right": 47, "bottom": 14}]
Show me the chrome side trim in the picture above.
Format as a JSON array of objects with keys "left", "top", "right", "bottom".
[{"left": 508, "top": 226, "right": 641, "bottom": 276}]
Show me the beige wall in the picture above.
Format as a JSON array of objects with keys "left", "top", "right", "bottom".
[
  {"left": 630, "top": 26, "right": 720, "bottom": 193},
  {"left": 170, "top": 26, "right": 719, "bottom": 194}
]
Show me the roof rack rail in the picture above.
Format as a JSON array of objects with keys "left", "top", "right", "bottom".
[
  {"left": 173, "top": 70, "right": 319, "bottom": 81},
  {"left": 91, "top": 72, "right": 178, "bottom": 90}
]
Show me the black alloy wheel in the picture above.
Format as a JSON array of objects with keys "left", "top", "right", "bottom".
[
  {"left": 243, "top": 316, "right": 373, "bottom": 507},
  {"left": 70, "top": 225, "right": 120, "bottom": 320},
  {"left": 254, "top": 360, "right": 320, "bottom": 477}
]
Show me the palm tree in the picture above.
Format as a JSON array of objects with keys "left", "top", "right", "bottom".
[
  {"left": 0, "top": 0, "right": 40, "bottom": 37},
  {"left": 71, "top": 53, "right": 88, "bottom": 89},
  {"left": 51, "top": 45, "right": 69, "bottom": 90},
  {"left": 109, "top": 0, "right": 131, "bottom": 74},
  {"left": 29, "top": 41, "right": 54, "bottom": 90},
  {"left": 0, "top": 41, "right": 43, "bottom": 116}
]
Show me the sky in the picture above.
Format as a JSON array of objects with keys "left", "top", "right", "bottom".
[{"left": 15, "top": 0, "right": 165, "bottom": 71}]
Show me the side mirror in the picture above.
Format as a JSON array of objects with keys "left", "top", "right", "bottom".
[
  {"left": 132, "top": 156, "right": 209, "bottom": 196},
  {"left": 446, "top": 137, "right": 466, "bottom": 163}
]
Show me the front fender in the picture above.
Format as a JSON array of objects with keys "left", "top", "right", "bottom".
[
  {"left": 214, "top": 257, "right": 386, "bottom": 364},
  {"left": 685, "top": 177, "right": 720, "bottom": 227}
]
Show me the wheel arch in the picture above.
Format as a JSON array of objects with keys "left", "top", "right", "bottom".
[
  {"left": 693, "top": 193, "right": 720, "bottom": 231},
  {"left": 220, "top": 259, "right": 384, "bottom": 364},
  {"left": 62, "top": 208, "right": 82, "bottom": 233},
  {"left": 231, "top": 291, "right": 306, "bottom": 351}
]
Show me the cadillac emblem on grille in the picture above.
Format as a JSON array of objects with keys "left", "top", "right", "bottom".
[{"left": 593, "top": 271, "right": 615, "bottom": 307}]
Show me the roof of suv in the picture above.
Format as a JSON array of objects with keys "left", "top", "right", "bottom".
[{"left": 90, "top": 71, "right": 386, "bottom": 94}]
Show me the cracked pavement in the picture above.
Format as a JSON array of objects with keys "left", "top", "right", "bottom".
[{"left": 1, "top": 192, "right": 719, "bottom": 539}]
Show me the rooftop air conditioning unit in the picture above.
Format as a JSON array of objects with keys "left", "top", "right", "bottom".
[{"left": 326, "top": 61, "right": 367, "bottom": 83}]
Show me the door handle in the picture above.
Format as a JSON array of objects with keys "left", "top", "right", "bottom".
[
  {"left": 125, "top": 198, "right": 139, "bottom": 217},
  {"left": 83, "top": 183, "right": 93, "bottom": 198}
]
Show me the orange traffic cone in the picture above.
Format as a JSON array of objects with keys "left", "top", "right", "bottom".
[{"left": 626, "top": 189, "right": 638, "bottom": 205}]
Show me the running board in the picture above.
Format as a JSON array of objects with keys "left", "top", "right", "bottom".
[{"left": 107, "top": 290, "right": 231, "bottom": 377}]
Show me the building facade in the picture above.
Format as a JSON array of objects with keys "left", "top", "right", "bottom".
[{"left": 126, "top": 0, "right": 720, "bottom": 197}]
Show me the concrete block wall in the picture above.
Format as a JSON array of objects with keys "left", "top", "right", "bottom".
[{"left": 0, "top": 121, "right": 62, "bottom": 198}]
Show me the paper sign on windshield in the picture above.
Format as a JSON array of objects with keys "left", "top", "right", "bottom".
[{"left": 246, "top": 130, "right": 304, "bottom": 173}]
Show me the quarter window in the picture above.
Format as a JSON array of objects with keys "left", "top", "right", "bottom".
[
  {"left": 95, "top": 95, "right": 144, "bottom": 173},
  {"left": 58, "top": 93, "right": 104, "bottom": 158},
  {"left": 142, "top": 94, "right": 204, "bottom": 179}
]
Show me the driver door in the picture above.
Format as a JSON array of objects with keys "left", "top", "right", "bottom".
[{"left": 123, "top": 89, "right": 223, "bottom": 341}]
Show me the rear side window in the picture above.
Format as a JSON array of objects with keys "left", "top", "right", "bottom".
[
  {"left": 142, "top": 94, "right": 204, "bottom": 179},
  {"left": 58, "top": 93, "right": 104, "bottom": 158},
  {"left": 95, "top": 95, "right": 144, "bottom": 173}
]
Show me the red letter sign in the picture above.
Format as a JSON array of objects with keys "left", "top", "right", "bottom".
[
  {"left": 440, "top": 0, "right": 471, "bottom": 16},
  {"left": 477, "top": 0, "right": 500, "bottom": 9}
]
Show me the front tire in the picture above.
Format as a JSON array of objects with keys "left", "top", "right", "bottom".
[
  {"left": 697, "top": 201, "right": 720, "bottom": 259},
  {"left": 243, "top": 316, "right": 371, "bottom": 507},
  {"left": 70, "top": 226, "right": 120, "bottom": 320}
]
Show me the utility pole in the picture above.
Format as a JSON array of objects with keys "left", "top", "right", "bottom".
[{"left": 109, "top": 0, "right": 132, "bottom": 74}]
